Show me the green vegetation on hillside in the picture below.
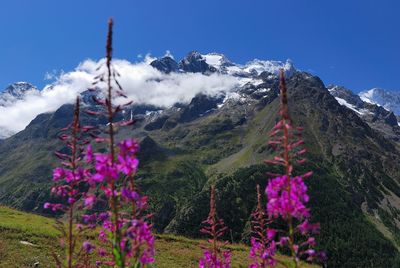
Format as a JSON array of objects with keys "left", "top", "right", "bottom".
[{"left": 0, "top": 206, "right": 317, "bottom": 267}]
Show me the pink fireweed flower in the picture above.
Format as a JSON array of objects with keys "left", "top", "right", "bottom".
[
  {"left": 92, "top": 153, "right": 118, "bottom": 182},
  {"left": 44, "top": 97, "right": 97, "bottom": 268},
  {"left": 127, "top": 219, "right": 155, "bottom": 264},
  {"left": 199, "top": 249, "right": 231, "bottom": 268},
  {"left": 44, "top": 202, "right": 64, "bottom": 212},
  {"left": 53, "top": 167, "right": 65, "bottom": 182},
  {"left": 119, "top": 139, "right": 140, "bottom": 155},
  {"left": 257, "top": 70, "right": 323, "bottom": 267},
  {"left": 266, "top": 175, "right": 310, "bottom": 219},
  {"left": 82, "top": 140, "right": 155, "bottom": 266},
  {"left": 297, "top": 220, "right": 320, "bottom": 235},
  {"left": 117, "top": 154, "right": 139, "bottom": 176},
  {"left": 249, "top": 238, "right": 277, "bottom": 268},
  {"left": 80, "top": 19, "right": 155, "bottom": 267},
  {"left": 249, "top": 185, "right": 277, "bottom": 267},
  {"left": 84, "top": 195, "right": 96, "bottom": 207},
  {"left": 199, "top": 186, "right": 231, "bottom": 268}
]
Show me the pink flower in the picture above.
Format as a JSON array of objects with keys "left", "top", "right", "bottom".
[
  {"left": 43, "top": 202, "right": 63, "bottom": 212},
  {"left": 83, "top": 241, "right": 95, "bottom": 253},
  {"left": 249, "top": 237, "right": 276, "bottom": 268},
  {"left": 52, "top": 167, "right": 65, "bottom": 182},
  {"left": 297, "top": 220, "right": 320, "bottom": 235},
  {"left": 117, "top": 155, "right": 139, "bottom": 176},
  {"left": 267, "top": 229, "right": 276, "bottom": 240},
  {"left": 266, "top": 176, "right": 310, "bottom": 219},
  {"left": 199, "top": 249, "right": 231, "bottom": 268},
  {"left": 84, "top": 195, "right": 96, "bottom": 207},
  {"left": 119, "top": 139, "right": 139, "bottom": 155}
]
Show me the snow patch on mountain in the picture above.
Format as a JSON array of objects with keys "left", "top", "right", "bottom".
[
  {"left": 201, "top": 53, "right": 296, "bottom": 77},
  {"left": 328, "top": 85, "right": 373, "bottom": 116},
  {"left": 335, "top": 97, "right": 364, "bottom": 115},
  {"left": 359, "top": 88, "right": 400, "bottom": 115},
  {"left": 202, "top": 53, "right": 233, "bottom": 69}
]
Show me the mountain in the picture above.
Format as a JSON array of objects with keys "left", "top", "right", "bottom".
[
  {"left": 360, "top": 87, "right": 400, "bottom": 116},
  {"left": 328, "top": 85, "right": 400, "bottom": 142},
  {"left": 150, "top": 56, "right": 179, "bottom": 74},
  {"left": 1, "top": 52, "right": 400, "bottom": 266},
  {"left": 0, "top": 82, "right": 39, "bottom": 107},
  {"left": 150, "top": 51, "right": 295, "bottom": 78},
  {"left": 0, "top": 82, "right": 40, "bottom": 138}
]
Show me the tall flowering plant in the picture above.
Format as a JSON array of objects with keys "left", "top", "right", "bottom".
[
  {"left": 44, "top": 97, "right": 95, "bottom": 268},
  {"left": 249, "top": 185, "right": 276, "bottom": 268},
  {"left": 81, "top": 18, "right": 155, "bottom": 267},
  {"left": 199, "top": 185, "right": 231, "bottom": 268},
  {"left": 250, "top": 70, "right": 323, "bottom": 267}
]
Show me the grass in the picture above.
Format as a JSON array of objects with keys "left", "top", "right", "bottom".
[{"left": 0, "top": 206, "right": 318, "bottom": 267}]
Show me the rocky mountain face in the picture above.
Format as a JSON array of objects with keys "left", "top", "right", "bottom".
[
  {"left": 360, "top": 87, "right": 400, "bottom": 115},
  {"left": 328, "top": 85, "right": 400, "bottom": 142},
  {"left": 150, "top": 56, "right": 179, "bottom": 74},
  {"left": 1, "top": 52, "right": 400, "bottom": 266}
]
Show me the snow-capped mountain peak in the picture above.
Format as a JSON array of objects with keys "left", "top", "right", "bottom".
[
  {"left": 0, "top": 82, "right": 39, "bottom": 107},
  {"left": 3, "top": 82, "right": 37, "bottom": 97},
  {"left": 202, "top": 53, "right": 234, "bottom": 69},
  {"left": 200, "top": 52, "right": 296, "bottom": 77},
  {"left": 359, "top": 88, "right": 400, "bottom": 115}
]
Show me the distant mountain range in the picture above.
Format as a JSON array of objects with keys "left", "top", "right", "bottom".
[
  {"left": 1, "top": 51, "right": 400, "bottom": 266},
  {"left": 1, "top": 52, "right": 399, "bottom": 139}
]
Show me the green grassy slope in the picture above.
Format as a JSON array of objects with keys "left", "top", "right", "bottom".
[{"left": 0, "top": 206, "right": 317, "bottom": 268}]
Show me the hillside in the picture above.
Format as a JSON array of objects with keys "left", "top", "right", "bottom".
[
  {"left": 0, "top": 206, "right": 318, "bottom": 268},
  {"left": 1, "top": 52, "right": 400, "bottom": 266}
]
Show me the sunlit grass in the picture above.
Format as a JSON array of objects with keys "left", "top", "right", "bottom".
[{"left": 0, "top": 206, "right": 318, "bottom": 267}]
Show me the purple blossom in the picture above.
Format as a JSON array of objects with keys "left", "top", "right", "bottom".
[
  {"left": 266, "top": 176, "right": 310, "bottom": 219},
  {"left": 121, "top": 188, "right": 139, "bottom": 201},
  {"left": 84, "top": 195, "right": 96, "bottom": 207},
  {"left": 249, "top": 238, "right": 276, "bottom": 268},
  {"left": 119, "top": 139, "right": 140, "bottom": 155},
  {"left": 297, "top": 220, "right": 320, "bottom": 235},
  {"left": 199, "top": 249, "right": 231, "bottom": 268},
  {"left": 43, "top": 202, "right": 63, "bottom": 212},
  {"left": 83, "top": 241, "right": 95, "bottom": 253},
  {"left": 52, "top": 167, "right": 65, "bottom": 182},
  {"left": 199, "top": 186, "right": 231, "bottom": 268}
]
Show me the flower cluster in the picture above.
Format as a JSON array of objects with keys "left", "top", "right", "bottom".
[
  {"left": 249, "top": 237, "right": 276, "bottom": 268},
  {"left": 83, "top": 139, "right": 155, "bottom": 267},
  {"left": 199, "top": 250, "right": 231, "bottom": 268},
  {"left": 199, "top": 185, "right": 231, "bottom": 268},
  {"left": 266, "top": 175, "right": 309, "bottom": 219}
]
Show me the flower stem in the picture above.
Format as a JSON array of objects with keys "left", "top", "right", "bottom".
[
  {"left": 105, "top": 18, "right": 124, "bottom": 268},
  {"left": 67, "top": 97, "right": 80, "bottom": 268},
  {"left": 280, "top": 70, "right": 298, "bottom": 268}
]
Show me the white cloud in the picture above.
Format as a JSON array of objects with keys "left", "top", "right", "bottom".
[
  {"left": 0, "top": 57, "right": 239, "bottom": 136},
  {"left": 143, "top": 54, "right": 156, "bottom": 64}
]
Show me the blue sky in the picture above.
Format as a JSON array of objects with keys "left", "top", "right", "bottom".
[{"left": 0, "top": 0, "right": 399, "bottom": 92}]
